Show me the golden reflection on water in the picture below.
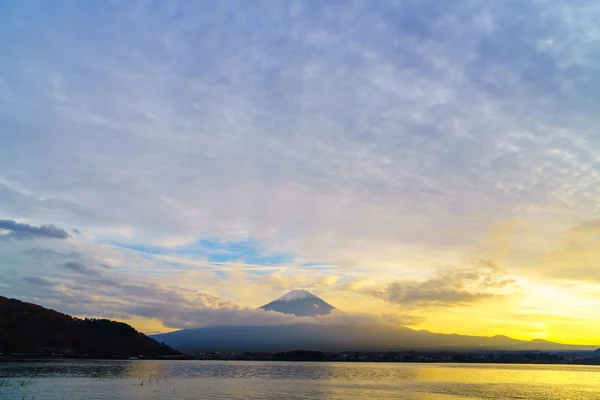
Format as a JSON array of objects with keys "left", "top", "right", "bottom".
[
  {"left": 414, "top": 362, "right": 600, "bottom": 385},
  {"left": 1, "top": 361, "right": 600, "bottom": 400},
  {"left": 113, "top": 361, "right": 600, "bottom": 399}
]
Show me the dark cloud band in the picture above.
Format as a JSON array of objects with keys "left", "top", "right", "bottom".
[{"left": 0, "top": 219, "right": 70, "bottom": 240}]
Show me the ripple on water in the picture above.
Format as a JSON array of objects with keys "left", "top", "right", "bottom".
[{"left": 0, "top": 361, "right": 599, "bottom": 400}]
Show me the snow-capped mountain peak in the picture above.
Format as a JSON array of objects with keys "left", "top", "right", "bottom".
[
  {"left": 259, "top": 289, "right": 336, "bottom": 317},
  {"left": 276, "top": 289, "right": 318, "bottom": 302}
]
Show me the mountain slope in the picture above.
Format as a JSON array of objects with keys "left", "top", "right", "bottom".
[
  {"left": 152, "top": 323, "right": 597, "bottom": 353},
  {"left": 155, "top": 290, "right": 598, "bottom": 353},
  {"left": 260, "top": 290, "right": 336, "bottom": 317},
  {"left": 0, "top": 296, "right": 180, "bottom": 358}
]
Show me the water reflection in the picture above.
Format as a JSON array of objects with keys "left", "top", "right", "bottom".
[{"left": 0, "top": 361, "right": 599, "bottom": 400}]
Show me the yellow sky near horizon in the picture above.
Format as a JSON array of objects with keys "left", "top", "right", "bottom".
[
  {"left": 78, "top": 217, "right": 597, "bottom": 346},
  {"left": 83, "top": 217, "right": 600, "bottom": 347}
]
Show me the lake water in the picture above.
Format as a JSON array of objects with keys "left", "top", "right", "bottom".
[{"left": 0, "top": 360, "right": 599, "bottom": 399}]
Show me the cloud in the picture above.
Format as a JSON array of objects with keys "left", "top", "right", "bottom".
[
  {"left": 314, "top": 310, "right": 423, "bottom": 328},
  {"left": 154, "top": 236, "right": 196, "bottom": 248},
  {"left": 24, "top": 247, "right": 82, "bottom": 259},
  {"left": 343, "top": 278, "right": 376, "bottom": 291},
  {"left": 312, "top": 275, "right": 340, "bottom": 288},
  {"left": 0, "top": 219, "right": 70, "bottom": 240},
  {"left": 370, "top": 261, "right": 517, "bottom": 308},
  {"left": 22, "top": 276, "right": 54, "bottom": 287},
  {"left": 572, "top": 219, "right": 600, "bottom": 233},
  {"left": 1, "top": 0, "right": 599, "bottom": 265},
  {"left": 3, "top": 247, "right": 421, "bottom": 331},
  {"left": 538, "top": 224, "right": 600, "bottom": 283},
  {"left": 10, "top": 266, "right": 301, "bottom": 330},
  {"left": 63, "top": 261, "right": 100, "bottom": 276}
]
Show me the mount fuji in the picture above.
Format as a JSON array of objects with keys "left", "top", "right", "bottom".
[
  {"left": 259, "top": 290, "right": 336, "bottom": 317},
  {"left": 150, "top": 291, "right": 599, "bottom": 353}
]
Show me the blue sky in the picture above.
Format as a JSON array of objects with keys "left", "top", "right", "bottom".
[
  {"left": 111, "top": 238, "right": 294, "bottom": 265},
  {"left": 1, "top": 0, "right": 600, "bottom": 342}
]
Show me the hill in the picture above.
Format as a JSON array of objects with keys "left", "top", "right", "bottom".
[
  {"left": 0, "top": 296, "right": 179, "bottom": 358},
  {"left": 259, "top": 290, "right": 336, "bottom": 317}
]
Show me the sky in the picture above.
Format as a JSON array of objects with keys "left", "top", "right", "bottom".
[{"left": 1, "top": 0, "right": 600, "bottom": 345}]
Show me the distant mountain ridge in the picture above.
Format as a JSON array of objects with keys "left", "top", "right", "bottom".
[
  {"left": 5, "top": 295, "right": 596, "bottom": 357},
  {"left": 259, "top": 289, "right": 336, "bottom": 317},
  {"left": 152, "top": 323, "right": 598, "bottom": 354},
  {"left": 152, "top": 290, "right": 599, "bottom": 353},
  {"left": 0, "top": 296, "right": 180, "bottom": 358}
]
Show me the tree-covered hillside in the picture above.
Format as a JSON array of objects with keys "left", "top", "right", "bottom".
[{"left": 0, "top": 296, "right": 179, "bottom": 358}]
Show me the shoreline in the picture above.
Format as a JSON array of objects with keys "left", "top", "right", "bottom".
[{"left": 1, "top": 357, "right": 599, "bottom": 366}]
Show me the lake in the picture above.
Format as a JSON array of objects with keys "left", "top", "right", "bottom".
[{"left": 0, "top": 360, "right": 599, "bottom": 399}]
